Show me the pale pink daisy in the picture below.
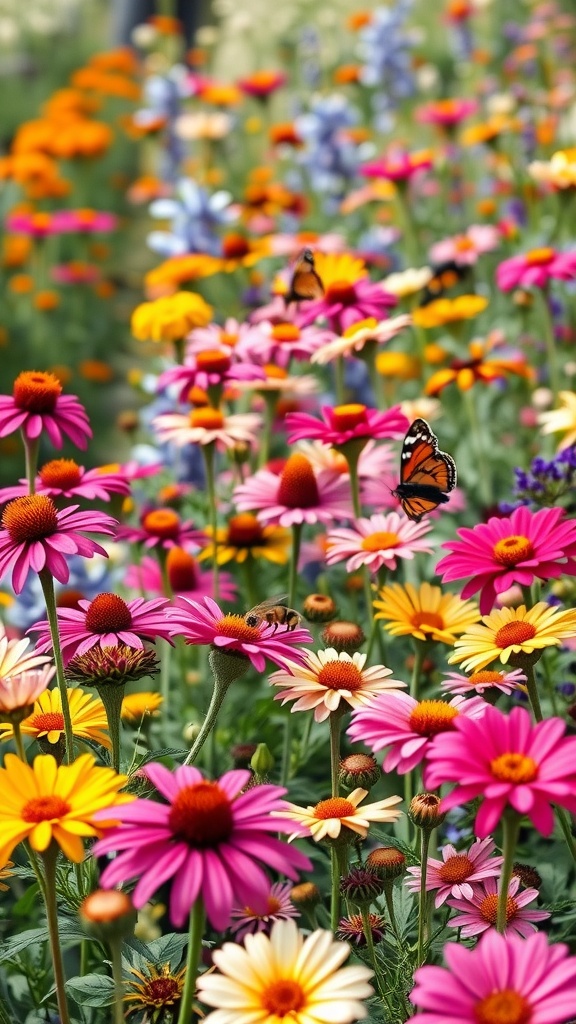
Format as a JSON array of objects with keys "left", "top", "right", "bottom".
[
  {"left": 236, "top": 320, "right": 336, "bottom": 368},
  {"left": 0, "top": 663, "right": 54, "bottom": 714},
  {"left": 94, "top": 764, "right": 311, "bottom": 929},
  {"left": 296, "top": 439, "right": 396, "bottom": 480},
  {"left": 156, "top": 351, "right": 265, "bottom": 401},
  {"left": 441, "top": 667, "right": 527, "bottom": 696},
  {"left": 168, "top": 595, "right": 313, "bottom": 672},
  {"left": 411, "top": 929, "right": 576, "bottom": 1024},
  {"left": 429, "top": 225, "right": 500, "bottom": 267},
  {"left": 348, "top": 692, "right": 487, "bottom": 775},
  {"left": 446, "top": 875, "right": 549, "bottom": 938},
  {"left": 29, "top": 593, "right": 172, "bottom": 663},
  {"left": 116, "top": 508, "right": 204, "bottom": 551},
  {"left": 124, "top": 552, "right": 237, "bottom": 602},
  {"left": 0, "top": 496, "right": 116, "bottom": 594},
  {"left": 0, "top": 631, "right": 52, "bottom": 681},
  {"left": 426, "top": 704, "right": 576, "bottom": 836},
  {"left": 405, "top": 837, "right": 504, "bottom": 908},
  {"left": 229, "top": 881, "right": 299, "bottom": 939},
  {"left": 496, "top": 246, "right": 576, "bottom": 290},
  {"left": 269, "top": 648, "right": 405, "bottom": 723},
  {"left": 310, "top": 315, "right": 412, "bottom": 365},
  {"left": 285, "top": 403, "right": 409, "bottom": 447},
  {"left": 185, "top": 317, "right": 252, "bottom": 355},
  {"left": 233, "top": 453, "right": 352, "bottom": 527},
  {"left": 0, "top": 371, "right": 91, "bottom": 449},
  {"left": 326, "top": 512, "right": 433, "bottom": 574},
  {"left": 0, "top": 459, "right": 130, "bottom": 505},
  {"left": 152, "top": 407, "right": 261, "bottom": 449}
]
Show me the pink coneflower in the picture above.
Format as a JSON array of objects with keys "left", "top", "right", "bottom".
[
  {"left": 435, "top": 505, "right": 576, "bottom": 614},
  {"left": 152, "top": 407, "right": 261, "bottom": 450},
  {"left": 446, "top": 876, "right": 549, "bottom": 938},
  {"left": 50, "top": 209, "right": 117, "bottom": 233},
  {"left": 0, "top": 371, "right": 92, "bottom": 449},
  {"left": 326, "top": 512, "right": 433, "bottom": 574},
  {"left": 425, "top": 704, "right": 576, "bottom": 837},
  {"left": 416, "top": 98, "right": 478, "bottom": 128},
  {"left": 360, "top": 149, "right": 433, "bottom": 182},
  {"left": 236, "top": 321, "right": 336, "bottom": 368},
  {"left": 440, "top": 667, "right": 527, "bottom": 696},
  {"left": 0, "top": 664, "right": 54, "bottom": 713},
  {"left": 125, "top": 551, "right": 237, "bottom": 601},
  {"left": 29, "top": 593, "right": 172, "bottom": 663},
  {"left": 0, "top": 459, "right": 130, "bottom": 505},
  {"left": 297, "top": 278, "right": 396, "bottom": 334},
  {"left": 229, "top": 881, "right": 299, "bottom": 939},
  {"left": 233, "top": 453, "right": 353, "bottom": 527},
  {"left": 185, "top": 317, "right": 252, "bottom": 354},
  {"left": 405, "top": 837, "right": 504, "bottom": 908},
  {"left": 0, "top": 496, "right": 116, "bottom": 594},
  {"left": 286, "top": 404, "right": 409, "bottom": 447},
  {"left": 269, "top": 648, "right": 405, "bottom": 723},
  {"left": 496, "top": 246, "right": 576, "bottom": 290},
  {"left": 6, "top": 211, "right": 60, "bottom": 237},
  {"left": 238, "top": 70, "right": 287, "bottom": 98},
  {"left": 429, "top": 225, "right": 500, "bottom": 266},
  {"left": 411, "top": 929, "right": 576, "bottom": 1024},
  {"left": 348, "top": 692, "right": 487, "bottom": 775},
  {"left": 94, "top": 763, "right": 312, "bottom": 929},
  {"left": 156, "top": 351, "right": 265, "bottom": 401},
  {"left": 116, "top": 508, "right": 204, "bottom": 550},
  {"left": 168, "top": 595, "right": 313, "bottom": 672}
]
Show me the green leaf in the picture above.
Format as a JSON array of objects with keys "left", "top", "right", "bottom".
[
  {"left": 146, "top": 932, "right": 189, "bottom": 966},
  {"left": 0, "top": 919, "right": 87, "bottom": 962},
  {"left": 66, "top": 973, "right": 115, "bottom": 1007}
]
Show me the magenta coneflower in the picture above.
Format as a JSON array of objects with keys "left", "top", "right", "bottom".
[
  {"left": 0, "top": 371, "right": 92, "bottom": 449},
  {"left": 233, "top": 453, "right": 352, "bottom": 527},
  {"left": 124, "top": 551, "right": 237, "bottom": 602},
  {"left": 116, "top": 508, "right": 204, "bottom": 551},
  {"left": 440, "top": 667, "right": 527, "bottom": 697},
  {"left": 446, "top": 875, "right": 549, "bottom": 938},
  {"left": 0, "top": 459, "right": 130, "bottom": 505},
  {"left": 0, "top": 496, "right": 116, "bottom": 593},
  {"left": 496, "top": 247, "right": 576, "bottom": 290},
  {"left": 50, "top": 209, "right": 117, "bottom": 233},
  {"left": 94, "top": 763, "right": 312, "bottom": 929},
  {"left": 348, "top": 692, "right": 487, "bottom": 775},
  {"left": 405, "top": 837, "right": 504, "bottom": 908},
  {"left": 360, "top": 149, "right": 433, "bottom": 182},
  {"left": 297, "top": 280, "right": 397, "bottom": 334},
  {"left": 156, "top": 351, "right": 265, "bottom": 401},
  {"left": 152, "top": 408, "right": 261, "bottom": 450},
  {"left": 326, "top": 511, "right": 433, "bottom": 574},
  {"left": 286, "top": 404, "right": 409, "bottom": 447},
  {"left": 429, "top": 225, "right": 500, "bottom": 267},
  {"left": 436, "top": 505, "right": 576, "bottom": 614},
  {"left": 229, "top": 881, "right": 299, "bottom": 939},
  {"left": 425, "top": 704, "right": 576, "bottom": 837},
  {"left": 168, "top": 595, "right": 313, "bottom": 672},
  {"left": 410, "top": 929, "right": 576, "bottom": 1024},
  {"left": 29, "top": 593, "right": 172, "bottom": 663}
]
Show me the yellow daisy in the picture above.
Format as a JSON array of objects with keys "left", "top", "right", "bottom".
[
  {"left": 0, "top": 752, "right": 131, "bottom": 863},
  {"left": 197, "top": 919, "right": 373, "bottom": 1024},
  {"left": 0, "top": 687, "right": 110, "bottom": 748},
  {"left": 538, "top": 391, "right": 576, "bottom": 451},
  {"left": 374, "top": 582, "right": 480, "bottom": 644},
  {"left": 312, "top": 251, "right": 368, "bottom": 289},
  {"left": 199, "top": 513, "right": 291, "bottom": 566},
  {"left": 131, "top": 291, "right": 213, "bottom": 343},
  {"left": 121, "top": 691, "right": 163, "bottom": 724},
  {"left": 124, "top": 963, "right": 187, "bottom": 1017},
  {"left": 449, "top": 602, "right": 576, "bottom": 672},
  {"left": 280, "top": 789, "right": 402, "bottom": 842}
]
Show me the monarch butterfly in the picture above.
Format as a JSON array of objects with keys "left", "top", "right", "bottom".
[
  {"left": 392, "top": 418, "right": 457, "bottom": 522},
  {"left": 285, "top": 248, "right": 324, "bottom": 303}
]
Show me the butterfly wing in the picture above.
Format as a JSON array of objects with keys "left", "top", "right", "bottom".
[
  {"left": 286, "top": 250, "right": 325, "bottom": 302},
  {"left": 393, "top": 419, "right": 457, "bottom": 521}
]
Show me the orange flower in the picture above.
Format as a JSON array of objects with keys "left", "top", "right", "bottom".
[
  {"left": 33, "top": 290, "right": 60, "bottom": 312},
  {"left": 199, "top": 82, "right": 242, "bottom": 106},
  {"left": 412, "top": 295, "right": 488, "bottom": 328},
  {"left": 425, "top": 335, "right": 534, "bottom": 395},
  {"left": 269, "top": 122, "right": 302, "bottom": 147},
  {"left": 50, "top": 120, "right": 114, "bottom": 160}
]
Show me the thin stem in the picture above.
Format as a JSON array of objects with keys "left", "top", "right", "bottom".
[
  {"left": 38, "top": 570, "right": 74, "bottom": 765},
  {"left": 360, "top": 341, "right": 385, "bottom": 410},
  {"left": 280, "top": 713, "right": 292, "bottom": 787},
  {"left": 183, "top": 648, "right": 248, "bottom": 767},
  {"left": 109, "top": 937, "right": 125, "bottom": 1024},
  {"left": 497, "top": 812, "right": 521, "bottom": 933},
  {"left": 177, "top": 897, "right": 205, "bottom": 1024},
  {"left": 555, "top": 806, "right": 576, "bottom": 864},
  {"left": 258, "top": 392, "right": 278, "bottom": 469},
  {"left": 159, "top": 638, "right": 173, "bottom": 746},
  {"left": 96, "top": 684, "right": 125, "bottom": 774},
  {"left": 42, "top": 845, "right": 72, "bottom": 1024},
  {"left": 409, "top": 641, "right": 426, "bottom": 700},
  {"left": 416, "top": 829, "right": 431, "bottom": 966},
  {"left": 524, "top": 663, "right": 543, "bottom": 722},
  {"left": 329, "top": 710, "right": 343, "bottom": 797},
  {"left": 360, "top": 907, "right": 386, "bottom": 997},
  {"left": 345, "top": 445, "right": 375, "bottom": 632},
  {"left": 330, "top": 845, "right": 348, "bottom": 931},
  {"left": 463, "top": 388, "right": 492, "bottom": 510},
  {"left": 184, "top": 677, "right": 232, "bottom": 767},
  {"left": 382, "top": 880, "right": 398, "bottom": 935},
  {"left": 23, "top": 435, "right": 40, "bottom": 494},
  {"left": 288, "top": 523, "right": 302, "bottom": 610},
  {"left": 538, "top": 288, "right": 559, "bottom": 403},
  {"left": 12, "top": 720, "right": 27, "bottom": 762},
  {"left": 203, "top": 442, "right": 219, "bottom": 601},
  {"left": 334, "top": 356, "right": 345, "bottom": 404}
]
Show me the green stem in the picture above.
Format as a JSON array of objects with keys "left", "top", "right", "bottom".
[
  {"left": 382, "top": 880, "right": 398, "bottom": 935},
  {"left": 177, "top": 898, "right": 205, "bottom": 1024},
  {"left": 409, "top": 641, "right": 426, "bottom": 700},
  {"left": 416, "top": 829, "right": 431, "bottom": 966},
  {"left": 360, "top": 907, "right": 386, "bottom": 997},
  {"left": 555, "top": 806, "right": 576, "bottom": 864},
  {"left": 538, "top": 288, "right": 559, "bottom": 404},
  {"left": 12, "top": 720, "right": 27, "bottom": 762},
  {"left": 360, "top": 341, "right": 385, "bottom": 410},
  {"left": 23, "top": 434, "right": 40, "bottom": 494},
  {"left": 240, "top": 556, "right": 258, "bottom": 610},
  {"left": 183, "top": 649, "right": 248, "bottom": 767},
  {"left": 159, "top": 638, "right": 173, "bottom": 746},
  {"left": 497, "top": 812, "right": 521, "bottom": 933},
  {"left": 42, "top": 845, "right": 72, "bottom": 1024},
  {"left": 330, "top": 710, "right": 343, "bottom": 797},
  {"left": 203, "top": 442, "right": 219, "bottom": 601},
  {"left": 96, "top": 684, "right": 125, "bottom": 774},
  {"left": 330, "top": 845, "right": 348, "bottom": 931},
  {"left": 288, "top": 523, "right": 302, "bottom": 610},
  {"left": 109, "top": 937, "right": 125, "bottom": 1024},
  {"left": 524, "top": 663, "right": 543, "bottom": 723},
  {"left": 258, "top": 392, "right": 278, "bottom": 468},
  {"left": 38, "top": 570, "right": 74, "bottom": 765},
  {"left": 334, "top": 356, "right": 346, "bottom": 403},
  {"left": 280, "top": 713, "right": 292, "bottom": 787}
]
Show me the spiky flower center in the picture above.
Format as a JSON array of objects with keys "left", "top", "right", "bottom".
[
  {"left": 324, "top": 280, "right": 357, "bottom": 304},
  {"left": 525, "top": 246, "right": 554, "bottom": 266},
  {"left": 277, "top": 454, "right": 320, "bottom": 509},
  {"left": 331, "top": 403, "right": 367, "bottom": 431},
  {"left": 262, "top": 980, "right": 305, "bottom": 1017},
  {"left": 411, "top": 610, "right": 445, "bottom": 632},
  {"left": 490, "top": 753, "right": 538, "bottom": 784},
  {"left": 27, "top": 711, "right": 64, "bottom": 736},
  {"left": 13, "top": 370, "right": 62, "bottom": 412},
  {"left": 168, "top": 781, "right": 233, "bottom": 846},
  {"left": 317, "top": 661, "right": 364, "bottom": 692},
  {"left": 495, "top": 621, "right": 537, "bottom": 649},
  {"left": 409, "top": 700, "right": 459, "bottom": 736},
  {"left": 493, "top": 535, "right": 534, "bottom": 566},
  {"left": 313, "top": 797, "right": 355, "bottom": 819},
  {"left": 473, "top": 988, "right": 531, "bottom": 1024},
  {"left": 227, "top": 513, "right": 264, "bottom": 546},
  {"left": 2, "top": 495, "right": 58, "bottom": 542},
  {"left": 215, "top": 614, "right": 261, "bottom": 643},
  {"left": 469, "top": 670, "right": 506, "bottom": 686},
  {"left": 366, "top": 848, "right": 405, "bottom": 869},
  {"left": 196, "top": 350, "right": 231, "bottom": 373},
  {"left": 271, "top": 323, "right": 301, "bottom": 342},
  {"left": 189, "top": 407, "right": 225, "bottom": 430},
  {"left": 479, "top": 893, "right": 518, "bottom": 925},
  {"left": 39, "top": 459, "right": 82, "bottom": 489},
  {"left": 22, "top": 794, "right": 71, "bottom": 822},
  {"left": 341, "top": 753, "right": 377, "bottom": 774},
  {"left": 85, "top": 594, "right": 133, "bottom": 633},
  {"left": 142, "top": 509, "right": 181, "bottom": 539},
  {"left": 361, "top": 530, "right": 400, "bottom": 552},
  {"left": 438, "top": 854, "right": 474, "bottom": 884}
]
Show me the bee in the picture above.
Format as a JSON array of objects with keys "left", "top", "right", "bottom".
[
  {"left": 244, "top": 594, "right": 301, "bottom": 631},
  {"left": 285, "top": 248, "right": 324, "bottom": 304}
]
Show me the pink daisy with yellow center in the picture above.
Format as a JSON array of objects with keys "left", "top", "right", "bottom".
[
  {"left": 446, "top": 875, "right": 549, "bottom": 938},
  {"left": 116, "top": 508, "right": 204, "bottom": 550},
  {"left": 286, "top": 403, "right": 409, "bottom": 448},
  {"left": 326, "top": 511, "right": 433, "bottom": 574},
  {"left": 405, "top": 837, "right": 504, "bottom": 907},
  {"left": 233, "top": 453, "right": 352, "bottom": 527},
  {"left": 156, "top": 349, "right": 265, "bottom": 401},
  {"left": 0, "top": 371, "right": 91, "bottom": 449},
  {"left": 152, "top": 407, "right": 261, "bottom": 449},
  {"left": 0, "top": 458, "right": 130, "bottom": 505},
  {"left": 496, "top": 247, "right": 576, "bottom": 290}
]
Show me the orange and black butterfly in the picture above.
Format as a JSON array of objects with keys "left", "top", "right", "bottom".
[
  {"left": 392, "top": 419, "right": 457, "bottom": 522},
  {"left": 285, "top": 248, "right": 324, "bottom": 303},
  {"left": 419, "top": 260, "right": 470, "bottom": 306}
]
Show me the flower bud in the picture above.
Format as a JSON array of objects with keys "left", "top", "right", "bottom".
[
  {"left": 409, "top": 793, "right": 446, "bottom": 830},
  {"left": 339, "top": 866, "right": 384, "bottom": 908},
  {"left": 231, "top": 742, "right": 258, "bottom": 768},
  {"left": 320, "top": 620, "right": 365, "bottom": 654},
  {"left": 339, "top": 753, "right": 380, "bottom": 791},
  {"left": 512, "top": 862, "right": 542, "bottom": 889},
  {"left": 80, "top": 889, "right": 137, "bottom": 941},
  {"left": 365, "top": 847, "right": 406, "bottom": 880},
  {"left": 302, "top": 593, "right": 338, "bottom": 623},
  {"left": 250, "top": 742, "right": 274, "bottom": 778},
  {"left": 289, "top": 882, "right": 321, "bottom": 910}
]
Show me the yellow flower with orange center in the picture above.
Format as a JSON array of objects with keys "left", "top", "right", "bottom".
[
  {"left": 215, "top": 232, "right": 272, "bottom": 273},
  {"left": 131, "top": 292, "right": 213, "bottom": 342},
  {"left": 374, "top": 582, "right": 480, "bottom": 644},
  {"left": 200, "top": 513, "right": 291, "bottom": 565},
  {"left": 310, "top": 252, "right": 368, "bottom": 301},
  {"left": 449, "top": 602, "right": 576, "bottom": 672},
  {"left": 412, "top": 295, "right": 488, "bottom": 329},
  {"left": 280, "top": 788, "right": 402, "bottom": 842},
  {"left": 0, "top": 687, "right": 110, "bottom": 748}
]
